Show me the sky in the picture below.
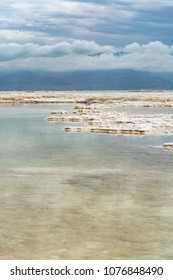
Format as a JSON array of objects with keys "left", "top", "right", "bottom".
[{"left": 0, "top": 0, "right": 173, "bottom": 72}]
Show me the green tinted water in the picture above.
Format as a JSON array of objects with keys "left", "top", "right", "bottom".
[{"left": 0, "top": 105, "right": 173, "bottom": 259}]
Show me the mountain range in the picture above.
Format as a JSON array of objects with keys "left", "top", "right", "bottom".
[{"left": 0, "top": 69, "right": 173, "bottom": 91}]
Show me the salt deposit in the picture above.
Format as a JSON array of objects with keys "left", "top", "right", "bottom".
[
  {"left": 1, "top": 91, "right": 173, "bottom": 106},
  {"left": 163, "top": 143, "right": 173, "bottom": 151},
  {"left": 47, "top": 105, "right": 173, "bottom": 136}
]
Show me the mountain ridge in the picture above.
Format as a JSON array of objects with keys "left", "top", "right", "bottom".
[{"left": 0, "top": 69, "right": 172, "bottom": 91}]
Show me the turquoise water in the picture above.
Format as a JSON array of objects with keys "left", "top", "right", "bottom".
[{"left": 0, "top": 104, "right": 173, "bottom": 259}]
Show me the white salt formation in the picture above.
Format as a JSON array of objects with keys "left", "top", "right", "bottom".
[
  {"left": 46, "top": 103, "right": 173, "bottom": 136},
  {"left": 163, "top": 143, "right": 173, "bottom": 151}
]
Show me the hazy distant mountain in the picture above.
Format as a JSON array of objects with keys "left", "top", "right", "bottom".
[{"left": 0, "top": 69, "right": 172, "bottom": 91}]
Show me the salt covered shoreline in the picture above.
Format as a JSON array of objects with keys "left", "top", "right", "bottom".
[{"left": 1, "top": 90, "right": 173, "bottom": 106}]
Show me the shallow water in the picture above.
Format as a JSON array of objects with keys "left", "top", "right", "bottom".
[{"left": 0, "top": 104, "right": 173, "bottom": 260}]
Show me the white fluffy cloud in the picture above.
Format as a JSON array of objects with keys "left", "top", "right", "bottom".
[
  {"left": 125, "top": 41, "right": 171, "bottom": 55},
  {"left": 0, "top": 41, "right": 115, "bottom": 61},
  {"left": 0, "top": 40, "right": 173, "bottom": 72}
]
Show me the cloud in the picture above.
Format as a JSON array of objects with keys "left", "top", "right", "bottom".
[
  {"left": 0, "top": 41, "right": 115, "bottom": 62},
  {"left": 124, "top": 41, "right": 171, "bottom": 55},
  {"left": 0, "top": 0, "right": 173, "bottom": 47},
  {"left": 117, "top": 0, "right": 173, "bottom": 9},
  {"left": 0, "top": 1, "right": 173, "bottom": 72},
  {"left": 0, "top": 0, "right": 136, "bottom": 47},
  {"left": 0, "top": 40, "right": 173, "bottom": 72}
]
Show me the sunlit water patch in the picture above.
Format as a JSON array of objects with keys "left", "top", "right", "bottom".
[{"left": 0, "top": 105, "right": 173, "bottom": 259}]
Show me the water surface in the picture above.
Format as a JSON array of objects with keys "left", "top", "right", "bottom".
[{"left": 0, "top": 105, "right": 173, "bottom": 259}]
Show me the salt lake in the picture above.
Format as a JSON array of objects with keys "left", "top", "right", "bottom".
[{"left": 0, "top": 104, "right": 173, "bottom": 259}]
